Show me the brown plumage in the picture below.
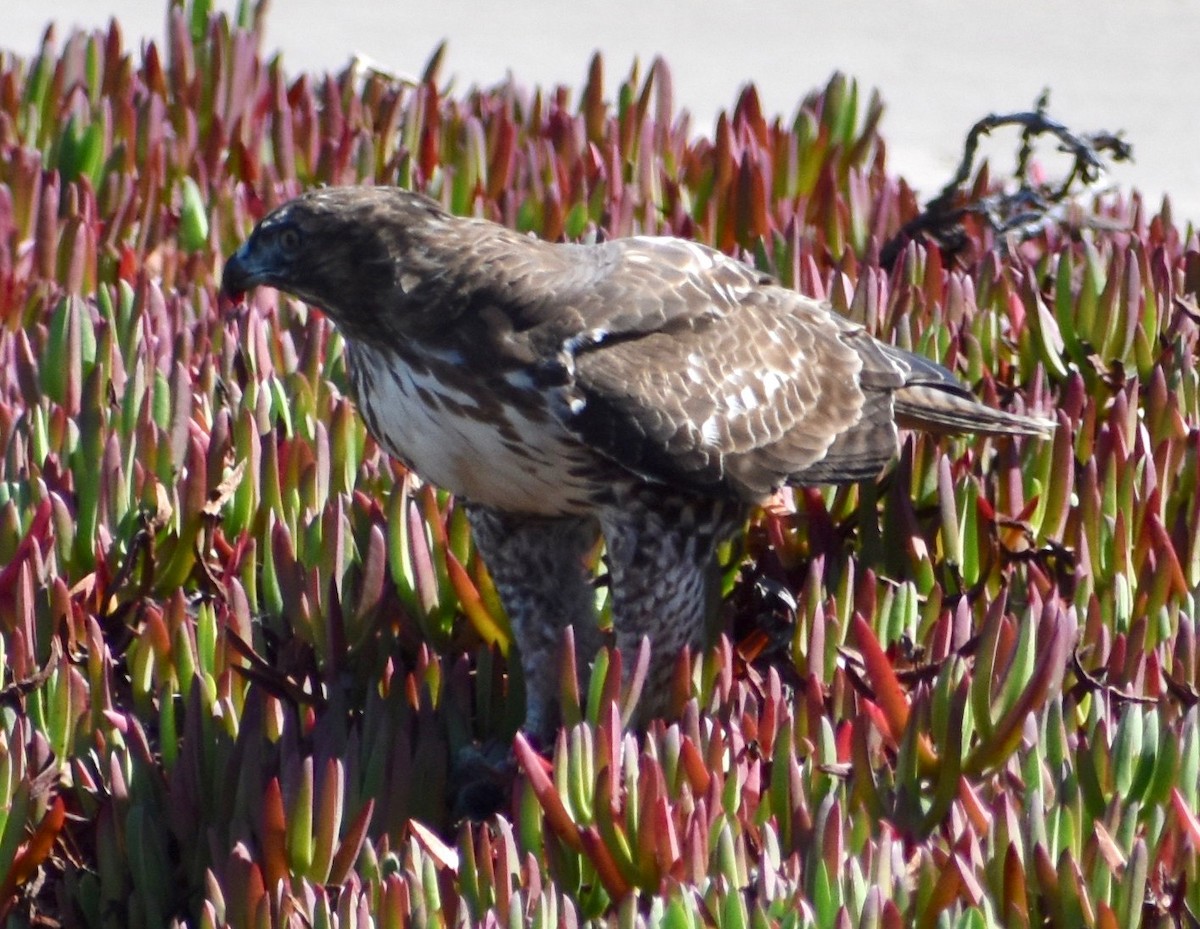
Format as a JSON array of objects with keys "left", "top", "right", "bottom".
[{"left": 222, "top": 186, "right": 1053, "bottom": 737}]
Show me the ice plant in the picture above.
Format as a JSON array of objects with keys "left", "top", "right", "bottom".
[{"left": 0, "top": 0, "right": 1196, "bottom": 925}]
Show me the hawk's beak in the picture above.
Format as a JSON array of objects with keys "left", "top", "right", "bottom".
[{"left": 220, "top": 245, "right": 255, "bottom": 304}]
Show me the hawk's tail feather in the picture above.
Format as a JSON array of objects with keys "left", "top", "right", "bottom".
[{"left": 895, "top": 384, "right": 1056, "bottom": 438}]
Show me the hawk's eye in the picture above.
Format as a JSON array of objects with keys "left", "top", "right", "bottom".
[{"left": 278, "top": 227, "right": 302, "bottom": 253}]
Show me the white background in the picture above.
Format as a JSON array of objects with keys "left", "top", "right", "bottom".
[{"left": 8, "top": 1, "right": 1200, "bottom": 223}]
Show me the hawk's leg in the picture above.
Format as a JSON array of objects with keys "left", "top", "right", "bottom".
[
  {"left": 600, "top": 492, "right": 747, "bottom": 725},
  {"left": 467, "top": 505, "right": 603, "bottom": 741}
]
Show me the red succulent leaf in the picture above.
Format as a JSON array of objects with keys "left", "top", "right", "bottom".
[
  {"left": 512, "top": 732, "right": 582, "bottom": 852},
  {"left": 851, "top": 612, "right": 909, "bottom": 739},
  {"left": 0, "top": 796, "right": 66, "bottom": 920}
]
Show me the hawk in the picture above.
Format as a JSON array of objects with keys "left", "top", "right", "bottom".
[{"left": 222, "top": 186, "right": 1053, "bottom": 738}]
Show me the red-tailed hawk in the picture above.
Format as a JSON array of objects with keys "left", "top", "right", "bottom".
[{"left": 222, "top": 186, "right": 1052, "bottom": 737}]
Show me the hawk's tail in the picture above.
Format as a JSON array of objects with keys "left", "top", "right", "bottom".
[
  {"left": 882, "top": 344, "right": 1055, "bottom": 438},
  {"left": 894, "top": 384, "right": 1056, "bottom": 438}
]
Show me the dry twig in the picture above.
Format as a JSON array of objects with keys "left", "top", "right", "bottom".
[{"left": 881, "top": 90, "right": 1133, "bottom": 267}]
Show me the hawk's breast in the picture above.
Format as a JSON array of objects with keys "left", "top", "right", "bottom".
[{"left": 346, "top": 341, "right": 601, "bottom": 516}]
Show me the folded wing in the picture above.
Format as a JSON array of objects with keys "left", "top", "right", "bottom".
[{"left": 559, "top": 237, "right": 1051, "bottom": 500}]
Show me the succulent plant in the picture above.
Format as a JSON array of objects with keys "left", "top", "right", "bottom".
[{"left": 0, "top": 1, "right": 1197, "bottom": 926}]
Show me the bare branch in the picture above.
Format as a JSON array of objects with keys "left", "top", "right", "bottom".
[{"left": 881, "top": 91, "right": 1133, "bottom": 268}]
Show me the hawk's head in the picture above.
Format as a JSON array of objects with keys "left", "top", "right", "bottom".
[{"left": 221, "top": 186, "right": 451, "bottom": 340}]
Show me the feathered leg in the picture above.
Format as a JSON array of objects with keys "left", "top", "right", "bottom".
[
  {"left": 467, "top": 506, "right": 602, "bottom": 740},
  {"left": 599, "top": 491, "right": 746, "bottom": 725}
]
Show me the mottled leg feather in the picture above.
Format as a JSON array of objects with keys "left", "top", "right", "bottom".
[
  {"left": 467, "top": 505, "right": 602, "bottom": 740},
  {"left": 600, "top": 491, "right": 746, "bottom": 726}
]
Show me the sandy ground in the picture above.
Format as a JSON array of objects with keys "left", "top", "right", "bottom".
[{"left": 8, "top": 1, "right": 1200, "bottom": 223}]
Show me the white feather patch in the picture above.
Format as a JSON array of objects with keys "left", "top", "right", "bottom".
[{"left": 349, "top": 343, "right": 595, "bottom": 515}]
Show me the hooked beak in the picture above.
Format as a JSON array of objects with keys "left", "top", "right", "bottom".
[{"left": 220, "top": 244, "right": 257, "bottom": 304}]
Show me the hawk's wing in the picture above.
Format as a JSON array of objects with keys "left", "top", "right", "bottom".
[{"left": 556, "top": 238, "right": 909, "bottom": 499}]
